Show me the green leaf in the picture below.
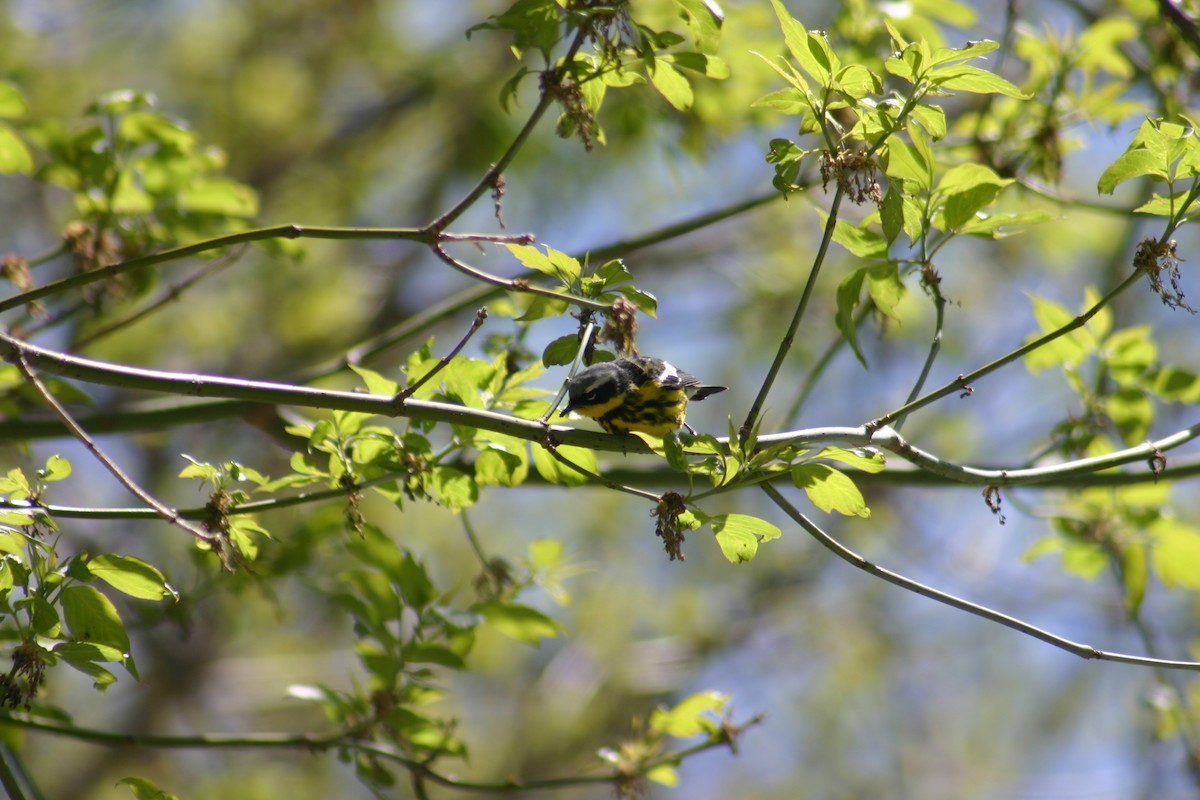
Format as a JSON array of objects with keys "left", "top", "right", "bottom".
[
  {"left": 928, "top": 39, "right": 999, "bottom": 67},
  {"left": 834, "top": 263, "right": 904, "bottom": 363},
  {"left": 529, "top": 538, "right": 564, "bottom": 569},
  {"left": 349, "top": 363, "right": 401, "bottom": 396},
  {"left": 177, "top": 176, "right": 259, "bottom": 216},
  {"left": 880, "top": 184, "right": 905, "bottom": 244},
  {"left": 0, "top": 467, "right": 31, "bottom": 498},
  {"left": 86, "top": 89, "right": 156, "bottom": 116},
  {"left": 936, "top": 162, "right": 1012, "bottom": 195},
  {"left": 54, "top": 645, "right": 120, "bottom": 691},
  {"left": 474, "top": 600, "right": 563, "bottom": 644},
  {"left": 0, "top": 82, "right": 29, "bottom": 118},
  {"left": 1150, "top": 521, "right": 1200, "bottom": 590},
  {"left": 60, "top": 585, "right": 131, "bottom": 652},
  {"left": 513, "top": 291, "right": 571, "bottom": 321},
  {"left": 1104, "top": 387, "right": 1153, "bottom": 444},
  {"left": 649, "top": 58, "right": 693, "bottom": 111},
  {"left": 752, "top": 87, "right": 810, "bottom": 115},
  {"left": 0, "top": 510, "right": 37, "bottom": 528},
  {"left": 531, "top": 443, "right": 594, "bottom": 486},
  {"left": 0, "top": 124, "right": 33, "bottom": 174},
  {"left": 38, "top": 454, "right": 73, "bottom": 482},
  {"left": 881, "top": 137, "right": 932, "bottom": 192},
  {"left": 957, "top": 210, "right": 1054, "bottom": 238},
  {"left": 505, "top": 243, "right": 580, "bottom": 284},
  {"left": 1021, "top": 537, "right": 1061, "bottom": 563},
  {"left": 1098, "top": 148, "right": 1170, "bottom": 194},
  {"left": 52, "top": 640, "right": 127, "bottom": 664},
  {"left": 402, "top": 642, "right": 467, "bottom": 669},
  {"left": 442, "top": 357, "right": 496, "bottom": 409},
  {"left": 675, "top": 0, "right": 724, "bottom": 53},
  {"left": 118, "top": 110, "right": 195, "bottom": 149},
  {"left": 828, "top": 215, "right": 888, "bottom": 259},
  {"left": 650, "top": 690, "right": 728, "bottom": 737},
  {"left": 542, "top": 335, "right": 579, "bottom": 367},
  {"left": 87, "top": 554, "right": 175, "bottom": 601},
  {"left": 835, "top": 268, "right": 869, "bottom": 368},
  {"left": 467, "top": 0, "right": 560, "bottom": 59},
  {"left": 668, "top": 52, "right": 730, "bottom": 80},
  {"left": 833, "top": 63, "right": 880, "bottom": 100},
  {"left": 930, "top": 65, "right": 1029, "bottom": 98},
  {"left": 1060, "top": 539, "right": 1108, "bottom": 580},
  {"left": 1023, "top": 295, "right": 1090, "bottom": 372},
  {"left": 396, "top": 552, "right": 438, "bottom": 609},
  {"left": 814, "top": 446, "right": 887, "bottom": 473},
  {"left": 768, "top": 0, "right": 823, "bottom": 82},
  {"left": 1122, "top": 540, "right": 1147, "bottom": 617},
  {"left": 646, "top": 765, "right": 680, "bottom": 788},
  {"left": 1133, "top": 189, "right": 1200, "bottom": 218},
  {"left": 909, "top": 103, "right": 947, "bottom": 141},
  {"left": 709, "top": 513, "right": 782, "bottom": 563},
  {"left": 1149, "top": 365, "right": 1200, "bottom": 403},
  {"left": 430, "top": 466, "right": 478, "bottom": 511},
  {"left": 475, "top": 443, "right": 529, "bottom": 487},
  {"left": 865, "top": 261, "right": 905, "bottom": 320},
  {"left": 791, "top": 463, "right": 870, "bottom": 517},
  {"left": 117, "top": 777, "right": 182, "bottom": 800},
  {"left": 30, "top": 596, "right": 61, "bottom": 636},
  {"left": 613, "top": 284, "right": 658, "bottom": 317},
  {"left": 663, "top": 431, "right": 689, "bottom": 472}
]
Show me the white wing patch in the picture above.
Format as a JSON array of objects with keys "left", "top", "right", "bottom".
[{"left": 656, "top": 362, "right": 681, "bottom": 383}]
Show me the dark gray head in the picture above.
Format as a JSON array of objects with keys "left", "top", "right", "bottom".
[{"left": 561, "top": 361, "right": 633, "bottom": 414}]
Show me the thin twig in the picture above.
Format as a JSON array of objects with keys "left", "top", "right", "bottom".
[
  {"left": 870, "top": 421, "right": 1200, "bottom": 486},
  {"left": 0, "top": 224, "right": 433, "bottom": 315},
  {"left": 543, "top": 320, "right": 595, "bottom": 423},
  {"left": 1, "top": 710, "right": 765, "bottom": 795},
  {"left": 870, "top": 269, "right": 1143, "bottom": 427},
  {"left": 761, "top": 483, "right": 1200, "bottom": 672},
  {"left": 429, "top": 243, "right": 609, "bottom": 311},
  {"left": 0, "top": 328, "right": 654, "bottom": 454},
  {"left": 425, "top": 27, "right": 591, "bottom": 233},
  {"left": 436, "top": 232, "right": 535, "bottom": 245},
  {"left": 740, "top": 184, "right": 846, "bottom": 446},
  {"left": 1114, "top": 556, "right": 1200, "bottom": 778},
  {"left": 539, "top": 435, "right": 662, "bottom": 502},
  {"left": 892, "top": 271, "right": 946, "bottom": 433},
  {"left": 783, "top": 300, "right": 871, "bottom": 427},
  {"left": 396, "top": 307, "right": 489, "bottom": 400},
  {"left": 71, "top": 249, "right": 244, "bottom": 349},
  {"left": 0, "top": 746, "right": 28, "bottom": 800},
  {"left": 12, "top": 353, "right": 219, "bottom": 551}
]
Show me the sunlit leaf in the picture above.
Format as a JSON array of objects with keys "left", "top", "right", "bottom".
[
  {"left": 87, "top": 554, "right": 175, "bottom": 601},
  {"left": 474, "top": 600, "right": 563, "bottom": 644}
]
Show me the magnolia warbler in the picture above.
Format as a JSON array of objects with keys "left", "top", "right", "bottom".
[{"left": 560, "top": 356, "right": 727, "bottom": 436}]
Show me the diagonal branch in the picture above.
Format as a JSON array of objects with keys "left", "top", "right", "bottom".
[
  {"left": 870, "top": 268, "right": 1143, "bottom": 427},
  {"left": 762, "top": 483, "right": 1200, "bottom": 673},
  {"left": 739, "top": 184, "right": 846, "bottom": 445},
  {"left": 12, "top": 353, "right": 219, "bottom": 552}
]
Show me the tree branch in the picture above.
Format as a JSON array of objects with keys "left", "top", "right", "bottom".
[
  {"left": 13, "top": 353, "right": 219, "bottom": 551},
  {"left": 870, "top": 269, "right": 1143, "bottom": 427},
  {"left": 740, "top": 184, "right": 846, "bottom": 445},
  {"left": 762, "top": 483, "right": 1200, "bottom": 672}
]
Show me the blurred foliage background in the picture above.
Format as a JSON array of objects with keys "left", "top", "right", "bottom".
[{"left": 2, "top": 0, "right": 1200, "bottom": 798}]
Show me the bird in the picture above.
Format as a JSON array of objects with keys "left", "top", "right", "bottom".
[{"left": 559, "top": 356, "right": 727, "bottom": 436}]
